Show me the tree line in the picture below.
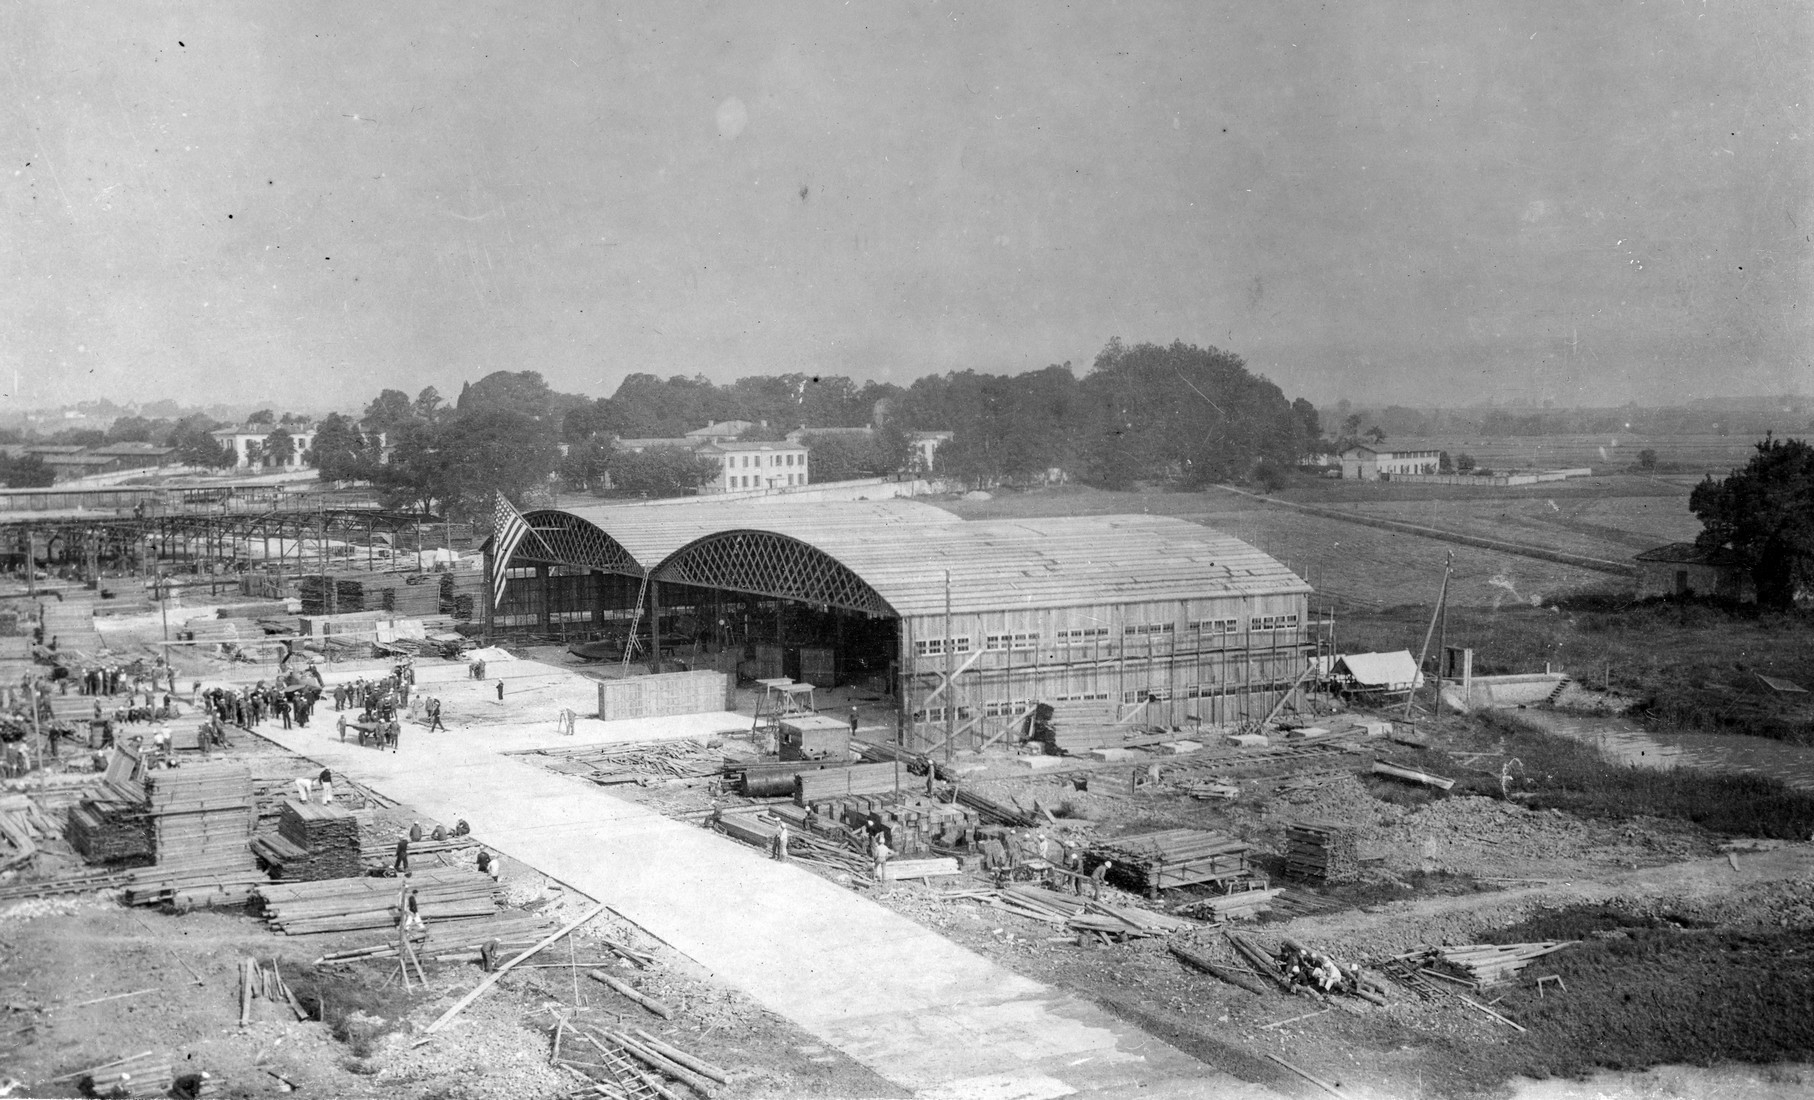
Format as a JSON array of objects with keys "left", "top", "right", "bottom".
[{"left": 3, "top": 338, "right": 1319, "bottom": 508}]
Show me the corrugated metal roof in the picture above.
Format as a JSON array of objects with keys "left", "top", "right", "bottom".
[{"left": 541, "top": 500, "right": 1308, "bottom": 616}]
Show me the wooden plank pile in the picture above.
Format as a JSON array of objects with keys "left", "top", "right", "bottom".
[
  {"left": 0, "top": 793, "right": 60, "bottom": 870},
  {"left": 355, "top": 833, "right": 476, "bottom": 867},
  {"left": 251, "top": 800, "right": 361, "bottom": 880},
  {"left": 144, "top": 763, "right": 255, "bottom": 863},
  {"left": 253, "top": 867, "right": 506, "bottom": 935},
  {"left": 795, "top": 760, "right": 904, "bottom": 805},
  {"left": 1284, "top": 822, "right": 1361, "bottom": 883},
  {"left": 65, "top": 747, "right": 155, "bottom": 866},
  {"left": 519, "top": 739, "right": 723, "bottom": 784},
  {"left": 121, "top": 856, "right": 269, "bottom": 908},
  {"left": 1032, "top": 700, "right": 1128, "bottom": 755},
  {"left": 1093, "top": 829, "right": 1251, "bottom": 895},
  {"left": 1432, "top": 942, "right": 1577, "bottom": 985},
  {"left": 316, "top": 910, "right": 561, "bottom": 965},
  {"left": 1173, "top": 887, "right": 1282, "bottom": 922},
  {"left": 987, "top": 884, "right": 1197, "bottom": 941}
]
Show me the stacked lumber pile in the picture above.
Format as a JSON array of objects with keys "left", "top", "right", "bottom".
[
  {"left": 355, "top": 833, "right": 475, "bottom": 867},
  {"left": 144, "top": 764, "right": 255, "bottom": 863},
  {"left": 1284, "top": 822, "right": 1361, "bottom": 883},
  {"left": 1173, "top": 887, "right": 1283, "bottom": 922},
  {"left": 251, "top": 800, "right": 361, "bottom": 880},
  {"left": 253, "top": 867, "right": 506, "bottom": 935},
  {"left": 317, "top": 910, "right": 561, "bottom": 965},
  {"left": 114, "top": 763, "right": 262, "bottom": 907},
  {"left": 440, "top": 571, "right": 484, "bottom": 621},
  {"left": 64, "top": 801, "right": 153, "bottom": 865},
  {"left": 795, "top": 760, "right": 905, "bottom": 805},
  {"left": 1434, "top": 942, "right": 1577, "bottom": 985},
  {"left": 1093, "top": 829, "right": 1250, "bottom": 894},
  {"left": 66, "top": 748, "right": 153, "bottom": 866},
  {"left": 1031, "top": 700, "right": 1127, "bottom": 755}
]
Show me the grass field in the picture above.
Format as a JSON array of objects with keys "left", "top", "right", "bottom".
[{"left": 1374, "top": 432, "right": 1769, "bottom": 473}]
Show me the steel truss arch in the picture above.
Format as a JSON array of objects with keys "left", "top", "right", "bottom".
[
  {"left": 655, "top": 530, "right": 896, "bottom": 617},
  {"left": 511, "top": 511, "right": 642, "bottom": 575}
]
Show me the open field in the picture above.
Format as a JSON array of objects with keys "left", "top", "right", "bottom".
[
  {"left": 935, "top": 480, "right": 1657, "bottom": 609},
  {"left": 1318, "top": 490, "right": 1701, "bottom": 563},
  {"left": 1370, "top": 433, "right": 1772, "bottom": 473}
]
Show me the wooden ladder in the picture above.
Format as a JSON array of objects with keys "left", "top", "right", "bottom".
[{"left": 558, "top": 1026, "right": 668, "bottom": 1100}]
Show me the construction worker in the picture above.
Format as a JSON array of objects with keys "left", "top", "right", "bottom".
[
  {"left": 400, "top": 888, "right": 425, "bottom": 935},
  {"left": 772, "top": 821, "right": 790, "bottom": 862},
  {"left": 871, "top": 834, "right": 891, "bottom": 883},
  {"left": 1089, "top": 859, "right": 1114, "bottom": 900},
  {"left": 393, "top": 830, "right": 410, "bottom": 875},
  {"left": 426, "top": 697, "right": 446, "bottom": 732},
  {"left": 317, "top": 768, "right": 334, "bottom": 804},
  {"left": 495, "top": 679, "right": 505, "bottom": 702}
]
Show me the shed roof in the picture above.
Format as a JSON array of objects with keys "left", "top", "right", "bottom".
[{"left": 525, "top": 499, "right": 1310, "bottom": 617}]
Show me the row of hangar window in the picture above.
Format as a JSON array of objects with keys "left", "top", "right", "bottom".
[
  {"left": 914, "top": 679, "right": 1300, "bottom": 722},
  {"left": 913, "top": 614, "right": 1302, "bottom": 657}
]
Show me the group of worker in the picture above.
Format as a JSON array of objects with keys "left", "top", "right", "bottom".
[
  {"left": 196, "top": 681, "right": 317, "bottom": 731},
  {"left": 68, "top": 662, "right": 178, "bottom": 700}
]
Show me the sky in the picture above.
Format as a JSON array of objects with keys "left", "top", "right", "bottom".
[{"left": 3, "top": 1, "right": 1810, "bottom": 413}]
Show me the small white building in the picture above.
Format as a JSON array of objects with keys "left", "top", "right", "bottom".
[
  {"left": 908, "top": 430, "right": 954, "bottom": 472},
  {"left": 1340, "top": 445, "right": 1442, "bottom": 480},
  {"left": 699, "top": 440, "right": 811, "bottom": 493},
  {"left": 211, "top": 424, "right": 318, "bottom": 469}
]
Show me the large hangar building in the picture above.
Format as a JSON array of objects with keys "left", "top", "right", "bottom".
[{"left": 488, "top": 500, "right": 1313, "bottom": 750}]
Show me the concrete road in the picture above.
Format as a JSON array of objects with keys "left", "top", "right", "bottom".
[{"left": 250, "top": 708, "right": 1275, "bottom": 1099}]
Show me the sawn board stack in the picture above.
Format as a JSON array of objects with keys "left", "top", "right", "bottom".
[
  {"left": 1093, "top": 828, "right": 1251, "bottom": 895},
  {"left": 251, "top": 800, "right": 362, "bottom": 881},
  {"left": 1284, "top": 821, "right": 1361, "bottom": 883}
]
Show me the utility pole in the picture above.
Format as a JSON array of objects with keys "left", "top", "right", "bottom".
[
  {"left": 943, "top": 570, "right": 954, "bottom": 767},
  {"left": 1406, "top": 551, "right": 1454, "bottom": 720}
]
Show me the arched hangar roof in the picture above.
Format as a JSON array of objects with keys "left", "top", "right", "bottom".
[{"left": 508, "top": 499, "right": 1309, "bottom": 619}]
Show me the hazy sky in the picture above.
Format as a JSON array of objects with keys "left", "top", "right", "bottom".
[{"left": 4, "top": 2, "right": 1809, "bottom": 412}]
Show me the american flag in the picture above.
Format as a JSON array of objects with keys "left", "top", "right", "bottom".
[{"left": 491, "top": 492, "right": 532, "bottom": 609}]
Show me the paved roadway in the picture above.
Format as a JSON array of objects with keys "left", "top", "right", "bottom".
[{"left": 246, "top": 667, "right": 1277, "bottom": 1099}]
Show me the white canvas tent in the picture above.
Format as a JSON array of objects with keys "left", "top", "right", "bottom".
[{"left": 1329, "top": 651, "right": 1424, "bottom": 695}]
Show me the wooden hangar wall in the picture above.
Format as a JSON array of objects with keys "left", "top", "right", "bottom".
[{"left": 898, "top": 591, "right": 1312, "bottom": 752}]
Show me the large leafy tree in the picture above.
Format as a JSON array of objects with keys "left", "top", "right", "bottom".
[
  {"left": 169, "top": 417, "right": 234, "bottom": 468},
  {"left": 0, "top": 454, "right": 54, "bottom": 487},
  {"left": 309, "top": 413, "right": 371, "bottom": 480},
  {"left": 1690, "top": 434, "right": 1814, "bottom": 609},
  {"left": 1079, "top": 339, "right": 1307, "bottom": 489},
  {"left": 606, "top": 448, "right": 722, "bottom": 498},
  {"left": 262, "top": 428, "right": 295, "bottom": 468}
]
